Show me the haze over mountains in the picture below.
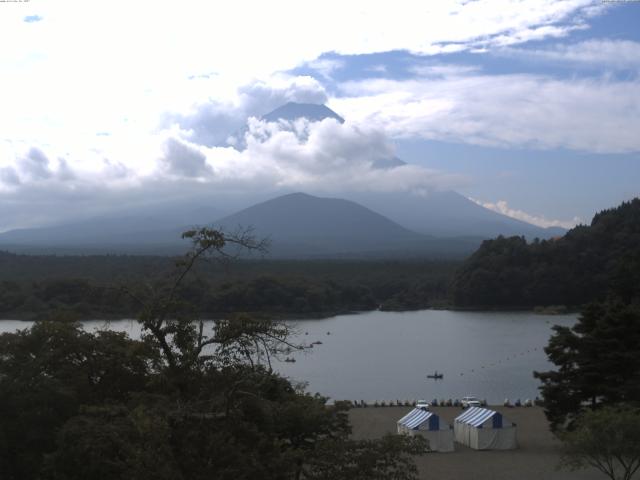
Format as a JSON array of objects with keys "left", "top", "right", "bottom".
[
  {"left": 215, "top": 192, "right": 482, "bottom": 258},
  {"left": 349, "top": 190, "right": 566, "bottom": 239},
  {"left": 0, "top": 102, "right": 566, "bottom": 258}
]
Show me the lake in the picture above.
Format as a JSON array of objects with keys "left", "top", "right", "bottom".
[{"left": 1, "top": 309, "right": 576, "bottom": 404}]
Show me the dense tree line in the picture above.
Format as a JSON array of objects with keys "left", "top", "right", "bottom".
[
  {"left": 0, "top": 256, "right": 456, "bottom": 319},
  {"left": 451, "top": 198, "right": 640, "bottom": 308},
  {"left": 0, "top": 228, "right": 426, "bottom": 480},
  {"left": 535, "top": 290, "right": 640, "bottom": 479},
  {"left": 530, "top": 202, "right": 640, "bottom": 478},
  {"left": 535, "top": 300, "right": 640, "bottom": 430}
]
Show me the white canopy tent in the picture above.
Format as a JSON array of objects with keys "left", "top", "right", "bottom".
[
  {"left": 397, "top": 408, "right": 454, "bottom": 452},
  {"left": 454, "top": 407, "right": 517, "bottom": 450}
]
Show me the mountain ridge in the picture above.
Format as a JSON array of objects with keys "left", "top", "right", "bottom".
[
  {"left": 0, "top": 102, "right": 568, "bottom": 254},
  {"left": 214, "top": 192, "right": 480, "bottom": 258}
]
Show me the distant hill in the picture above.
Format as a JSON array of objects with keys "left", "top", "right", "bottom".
[
  {"left": 0, "top": 204, "right": 224, "bottom": 255},
  {"left": 450, "top": 198, "right": 640, "bottom": 308},
  {"left": 0, "top": 216, "right": 176, "bottom": 246},
  {"left": 350, "top": 190, "right": 565, "bottom": 240},
  {"left": 0, "top": 192, "right": 481, "bottom": 258},
  {"left": 216, "top": 192, "right": 480, "bottom": 258}
]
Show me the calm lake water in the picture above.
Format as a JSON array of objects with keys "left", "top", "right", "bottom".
[{"left": 1, "top": 310, "right": 576, "bottom": 404}]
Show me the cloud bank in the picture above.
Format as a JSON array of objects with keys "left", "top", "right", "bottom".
[
  {"left": 0, "top": 108, "right": 466, "bottom": 230},
  {"left": 470, "top": 198, "right": 583, "bottom": 229},
  {"left": 335, "top": 71, "right": 640, "bottom": 153},
  {"left": 495, "top": 39, "right": 640, "bottom": 70},
  {"left": 0, "top": 1, "right": 623, "bottom": 230}
]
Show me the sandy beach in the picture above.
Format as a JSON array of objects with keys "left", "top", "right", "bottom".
[{"left": 349, "top": 406, "right": 603, "bottom": 480}]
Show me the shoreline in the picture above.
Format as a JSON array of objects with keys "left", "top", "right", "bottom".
[{"left": 0, "top": 306, "right": 580, "bottom": 322}]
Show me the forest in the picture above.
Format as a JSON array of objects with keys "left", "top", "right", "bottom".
[
  {"left": 0, "top": 253, "right": 456, "bottom": 320},
  {"left": 450, "top": 198, "right": 640, "bottom": 309},
  {"left": 0, "top": 229, "right": 427, "bottom": 480},
  {"left": 3, "top": 199, "right": 640, "bottom": 319},
  {"left": 2, "top": 201, "right": 640, "bottom": 478}
]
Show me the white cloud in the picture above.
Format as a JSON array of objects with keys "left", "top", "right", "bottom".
[
  {"left": 0, "top": 0, "right": 618, "bottom": 229},
  {"left": 163, "top": 75, "right": 328, "bottom": 147},
  {"left": 306, "top": 58, "right": 346, "bottom": 80},
  {"left": 470, "top": 198, "right": 582, "bottom": 229},
  {"left": 231, "top": 117, "right": 465, "bottom": 193},
  {"left": 189, "top": 116, "right": 467, "bottom": 194},
  {"left": 56, "top": 158, "right": 75, "bottom": 181},
  {"left": 19, "top": 147, "right": 52, "bottom": 180},
  {"left": 334, "top": 73, "right": 640, "bottom": 153},
  {"left": 161, "top": 138, "right": 212, "bottom": 178},
  {"left": 495, "top": 39, "right": 640, "bottom": 70},
  {"left": 366, "top": 65, "right": 388, "bottom": 74},
  {"left": 408, "top": 64, "right": 482, "bottom": 78},
  {"left": 0, "top": 0, "right": 602, "bottom": 155},
  {"left": 485, "top": 23, "right": 588, "bottom": 47},
  {"left": 0, "top": 167, "right": 21, "bottom": 187},
  {"left": 0, "top": 1, "right": 609, "bottom": 168},
  {"left": 0, "top": 116, "right": 466, "bottom": 230}
]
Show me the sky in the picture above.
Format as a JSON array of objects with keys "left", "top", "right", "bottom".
[{"left": 1, "top": 0, "right": 639, "bottom": 231}]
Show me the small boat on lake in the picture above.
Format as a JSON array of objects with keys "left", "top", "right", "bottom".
[{"left": 426, "top": 371, "right": 443, "bottom": 380}]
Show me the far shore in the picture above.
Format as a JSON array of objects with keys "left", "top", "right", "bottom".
[
  {"left": 349, "top": 406, "right": 602, "bottom": 480},
  {"left": 0, "top": 305, "right": 580, "bottom": 323}
]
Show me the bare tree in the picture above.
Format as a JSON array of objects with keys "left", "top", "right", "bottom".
[{"left": 122, "top": 227, "right": 294, "bottom": 378}]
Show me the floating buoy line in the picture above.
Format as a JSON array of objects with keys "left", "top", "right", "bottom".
[
  {"left": 456, "top": 347, "right": 541, "bottom": 377},
  {"left": 330, "top": 397, "right": 541, "bottom": 408}
]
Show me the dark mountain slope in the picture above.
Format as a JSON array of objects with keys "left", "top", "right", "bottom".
[
  {"left": 217, "top": 192, "right": 421, "bottom": 256},
  {"left": 216, "top": 192, "right": 479, "bottom": 258}
]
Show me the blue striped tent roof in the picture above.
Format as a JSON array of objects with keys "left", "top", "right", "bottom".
[
  {"left": 397, "top": 408, "right": 438, "bottom": 430},
  {"left": 455, "top": 407, "right": 503, "bottom": 428}
]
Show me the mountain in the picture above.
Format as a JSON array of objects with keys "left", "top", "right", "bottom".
[
  {"left": 450, "top": 198, "right": 640, "bottom": 308},
  {"left": 251, "top": 102, "right": 561, "bottom": 238},
  {"left": 0, "top": 192, "right": 481, "bottom": 258},
  {"left": 348, "top": 190, "right": 565, "bottom": 240},
  {"left": 262, "top": 102, "right": 345, "bottom": 124},
  {"left": 0, "top": 204, "right": 225, "bottom": 254},
  {"left": 0, "top": 102, "right": 567, "bottom": 254},
  {"left": 215, "top": 192, "right": 479, "bottom": 258},
  {"left": 0, "top": 216, "right": 179, "bottom": 246}
]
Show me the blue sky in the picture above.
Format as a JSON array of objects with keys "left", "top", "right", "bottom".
[
  {"left": 0, "top": 0, "right": 639, "bottom": 230},
  {"left": 295, "top": 2, "right": 640, "bottom": 225}
]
